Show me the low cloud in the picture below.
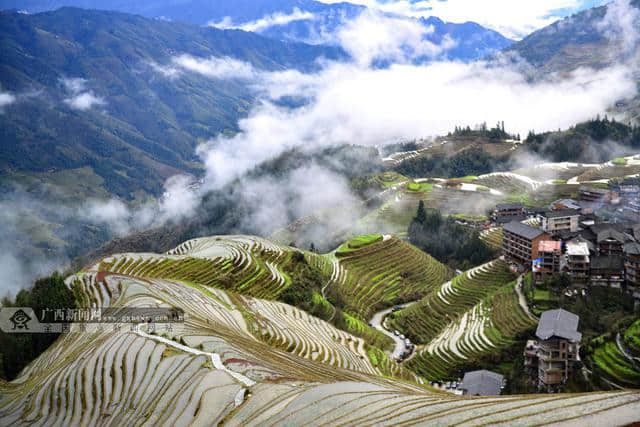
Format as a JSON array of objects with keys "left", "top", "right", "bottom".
[
  {"left": 169, "top": 55, "right": 257, "bottom": 80},
  {"left": 210, "top": 8, "right": 315, "bottom": 33},
  {"left": 0, "top": 92, "right": 16, "bottom": 110},
  {"left": 81, "top": 174, "right": 201, "bottom": 237},
  {"left": 336, "top": 10, "right": 454, "bottom": 66},
  {"left": 316, "top": 0, "right": 607, "bottom": 39},
  {"left": 64, "top": 92, "right": 106, "bottom": 111},
  {"left": 61, "top": 77, "right": 106, "bottom": 111},
  {"left": 597, "top": 0, "right": 640, "bottom": 58},
  {"left": 197, "top": 59, "right": 636, "bottom": 189}
]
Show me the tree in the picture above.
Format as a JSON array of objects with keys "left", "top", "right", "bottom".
[{"left": 415, "top": 200, "right": 426, "bottom": 224}]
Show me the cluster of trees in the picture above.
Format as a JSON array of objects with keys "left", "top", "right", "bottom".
[
  {"left": 407, "top": 201, "right": 497, "bottom": 269},
  {"left": 379, "top": 141, "right": 421, "bottom": 157},
  {"left": 1, "top": 272, "right": 75, "bottom": 380},
  {"left": 525, "top": 116, "right": 640, "bottom": 163},
  {"left": 448, "top": 122, "right": 519, "bottom": 141},
  {"left": 394, "top": 146, "right": 509, "bottom": 178}
]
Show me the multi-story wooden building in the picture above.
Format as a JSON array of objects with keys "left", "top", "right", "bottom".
[
  {"left": 524, "top": 309, "right": 582, "bottom": 392},
  {"left": 590, "top": 255, "right": 625, "bottom": 289},
  {"left": 579, "top": 186, "right": 610, "bottom": 203},
  {"left": 539, "top": 210, "right": 580, "bottom": 234},
  {"left": 533, "top": 240, "right": 562, "bottom": 284},
  {"left": 624, "top": 242, "right": 640, "bottom": 295},
  {"left": 566, "top": 241, "right": 590, "bottom": 285},
  {"left": 596, "top": 228, "right": 627, "bottom": 256},
  {"left": 494, "top": 203, "right": 526, "bottom": 224},
  {"left": 503, "top": 221, "right": 550, "bottom": 265}
]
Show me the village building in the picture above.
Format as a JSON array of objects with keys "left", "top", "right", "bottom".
[
  {"left": 590, "top": 255, "right": 625, "bottom": 288},
  {"left": 539, "top": 210, "right": 580, "bottom": 234},
  {"left": 579, "top": 186, "right": 610, "bottom": 203},
  {"left": 494, "top": 203, "right": 526, "bottom": 224},
  {"left": 503, "top": 221, "right": 550, "bottom": 265},
  {"left": 533, "top": 240, "right": 562, "bottom": 284},
  {"left": 524, "top": 309, "right": 582, "bottom": 392},
  {"left": 624, "top": 242, "right": 640, "bottom": 296},
  {"left": 565, "top": 241, "right": 590, "bottom": 285},
  {"left": 596, "top": 228, "right": 627, "bottom": 256}
]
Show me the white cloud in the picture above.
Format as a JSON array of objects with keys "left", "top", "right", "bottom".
[
  {"left": 198, "top": 59, "right": 636, "bottom": 188},
  {"left": 336, "top": 10, "right": 454, "bottom": 66},
  {"left": 81, "top": 174, "right": 201, "bottom": 237},
  {"left": 64, "top": 92, "right": 106, "bottom": 111},
  {"left": 61, "top": 77, "right": 87, "bottom": 94},
  {"left": 61, "top": 77, "right": 106, "bottom": 111},
  {"left": 597, "top": 0, "right": 640, "bottom": 57},
  {"left": 0, "top": 92, "right": 16, "bottom": 110},
  {"left": 171, "top": 55, "right": 257, "bottom": 80},
  {"left": 316, "top": 0, "right": 608, "bottom": 39},
  {"left": 209, "top": 8, "right": 315, "bottom": 33},
  {"left": 147, "top": 60, "right": 182, "bottom": 78}
]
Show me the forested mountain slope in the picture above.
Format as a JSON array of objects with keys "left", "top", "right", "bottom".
[{"left": 0, "top": 7, "right": 343, "bottom": 199}]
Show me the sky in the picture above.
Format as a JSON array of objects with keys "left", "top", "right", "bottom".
[{"left": 316, "top": 0, "right": 610, "bottom": 39}]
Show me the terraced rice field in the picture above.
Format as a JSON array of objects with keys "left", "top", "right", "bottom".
[
  {"left": 575, "top": 164, "right": 640, "bottom": 182},
  {"left": 330, "top": 236, "right": 454, "bottom": 319},
  {"left": 474, "top": 172, "right": 541, "bottom": 194},
  {"left": 480, "top": 227, "right": 503, "bottom": 249},
  {"left": 1, "top": 237, "right": 640, "bottom": 425},
  {"left": 389, "top": 261, "right": 537, "bottom": 380},
  {"left": 0, "top": 272, "right": 640, "bottom": 426},
  {"left": 590, "top": 320, "right": 640, "bottom": 387},
  {"left": 97, "top": 236, "right": 294, "bottom": 301}
]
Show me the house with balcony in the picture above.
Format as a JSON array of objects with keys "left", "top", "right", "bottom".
[
  {"left": 579, "top": 186, "right": 611, "bottom": 203},
  {"left": 596, "top": 228, "right": 627, "bottom": 256},
  {"left": 494, "top": 203, "right": 526, "bottom": 224},
  {"left": 589, "top": 255, "right": 625, "bottom": 289},
  {"left": 624, "top": 242, "right": 640, "bottom": 297},
  {"left": 533, "top": 240, "right": 562, "bottom": 284},
  {"left": 565, "top": 241, "right": 590, "bottom": 285},
  {"left": 524, "top": 309, "right": 582, "bottom": 392},
  {"left": 503, "top": 221, "right": 550, "bottom": 266},
  {"left": 539, "top": 210, "right": 580, "bottom": 234}
]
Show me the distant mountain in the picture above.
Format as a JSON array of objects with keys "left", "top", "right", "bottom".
[
  {"left": 504, "top": 0, "right": 640, "bottom": 72},
  {"left": 0, "top": 7, "right": 344, "bottom": 199},
  {"left": 421, "top": 16, "right": 513, "bottom": 61},
  {"left": 0, "top": 0, "right": 513, "bottom": 61},
  {"left": 503, "top": 0, "right": 640, "bottom": 120}
]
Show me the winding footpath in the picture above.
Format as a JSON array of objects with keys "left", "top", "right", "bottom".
[
  {"left": 516, "top": 275, "right": 538, "bottom": 321},
  {"left": 136, "top": 329, "right": 256, "bottom": 387}
]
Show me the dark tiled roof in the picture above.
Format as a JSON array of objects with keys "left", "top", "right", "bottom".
[
  {"left": 590, "top": 255, "right": 624, "bottom": 271},
  {"left": 460, "top": 370, "right": 504, "bottom": 396},
  {"left": 503, "top": 221, "right": 546, "bottom": 240},
  {"left": 496, "top": 203, "right": 524, "bottom": 211},
  {"left": 496, "top": 215, "right": 527, "bottom": 224},
  {"left": 596, "top": 229, "right": 627, "bottom": 244},
  {"left": 536, "top": 309, "right": 582, "bottom": 342},
  {"left": 580, "top": 186, "right": 609, "bottom": 195},
  {"left": 541, "top": 209, "right": 580, "bottom": 219}
]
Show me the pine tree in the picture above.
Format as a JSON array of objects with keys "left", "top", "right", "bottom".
[{"left": 415, "top": 200, "right": 426, "bottom": 224}]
